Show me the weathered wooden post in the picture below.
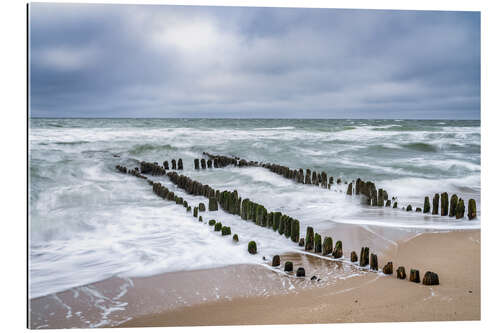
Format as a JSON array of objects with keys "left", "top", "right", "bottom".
[
  {"left": 278, "top": 216, "right": 285, "bottom": 235},
  {"left": 272, "top": 212, "right": 281, "bottom": 232},
  {"left": 314, "top": 233, "right": 322, "bottom": 253},
  {"left": 163, "top": 161, "right": 169, "bottom": 170},
  {"left": 359, "top": 247, "right": 369, "bottom": 266},
  {"left": 272, "top": 255, "right": 280, "bottom": 267},
  {"left": 409, "top": 269, "right": 420, "bottom": 283},
  {"left": 201, "top": 159, "right": 206, "bottom": 169},
  {"left": 194, "top": 159, "right": 200, "bottom": 170},
  {"left": 347, "top": 183, "right": 353, "bottom": 195},
  {"left": 248, "top": 241, "right": 257, "bottom": 254},
  {"left": 355, "top": 178, "right": 362, "bottom": 195},
  {"left": 321, "top": 172, "right": 328, "bottom": 188},
  {"left": 322, "top": 237, "right": 333, "bottom": 255},
  {"left": 284, "top": 261, "right": 293, "bottom": 272},
  {"left": 207, "top": 160, "right": 212, "bottom": 168},
  {"left": 208, "top": 197, "right": 218, "bottom": 211},
  {"left": 177, "top": 159, "right": 183, "bottom": 170},
  {"left": 440, "top": 192, "right": 449, "bottom": 216},
  {"left": 397, "top": 266, "right": 406, "bottom": 279},
  {"left": 468, "top": 199, "right": 477, "bottom": 220},
  {"left": 350, "top": 251, "right": 358, "bottom": 262},
  {"left": 377, "top": 189, "right": 384, "bottom": 206},
  {"left": 284, "top": 216, "right": 292, "bottom": 238},
  {"left": 449, "top": 194, "right": 458, "bottom": 217},
  {"left": 456, "top": 198, "right": 465, "bottom": 219},
  {"left": 291, "top": 219, "right": 300, "bottom": 242},
  {"left": 193, "top": 206, "right": 198, "bottom": 218},
  {"left": 305, "top": 227, "right": 314, "bottom": 251},
  {"left": 432, "top": 193, "right": 439, "bottom": 215},
  {"left": 171, "top": 159, "right": 177, "bottom": 170},
  {"left": 333, "top": 241, "right": 343, "bottom": 259},
  {"left": 422, "top": 271, "right": 439, "bottom": 285},
  {"left": 296, "top": 267, "right": 305, "bottom": 277},
  {"left": 424, "top": 196, "right": 430, "bottom": 213},
  {"left": 383, "top": 262, "right": 393, "bottom": 275},
  {"left": 370, "top": 253, "right": 378, "bottom": 270}
]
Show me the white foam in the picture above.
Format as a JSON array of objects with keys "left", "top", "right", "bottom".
[{"left": 29, "top": 119, "right": 480, "bottom": 301}]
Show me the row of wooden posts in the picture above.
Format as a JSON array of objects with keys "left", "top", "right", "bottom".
[
  {"left": 117, "top": 162, "right": 440, "bottom": 285},
  {"left": 198, "top": 153, "right": 477, "bottom": 221},
  {"left": 117, "top": 163, "right": 310, "bottom": 277},
  {"left": 136, "top": 163, "right": 439, "bottom": 285}
]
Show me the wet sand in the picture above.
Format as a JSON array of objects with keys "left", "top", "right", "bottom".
[
  {"left": 29, "top": 225, "right": 480, "bottom": 328},
  {"left": 121, "top": 229, "right": 480, "bottom": 327}
]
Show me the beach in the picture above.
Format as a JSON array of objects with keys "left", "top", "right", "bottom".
[
  {"left": 122, "top": 229, "right": 480, "bottom": 327},
  {"left": 29, "top": 226, "right": 480, "bottom": 328}
]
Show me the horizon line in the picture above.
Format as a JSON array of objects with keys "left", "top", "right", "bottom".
[{"left": 28, "top": 117, "right": 481, "bottom": 121}]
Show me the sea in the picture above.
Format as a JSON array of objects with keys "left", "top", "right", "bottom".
[{"left": 28, "top": 118, "right": 480, "bottom": 304}]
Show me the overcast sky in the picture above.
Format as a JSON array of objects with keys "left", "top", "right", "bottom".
[{"left": 29, "top": 3, "right": 480, "bottom": 119}]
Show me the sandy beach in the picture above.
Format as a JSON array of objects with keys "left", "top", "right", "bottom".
[
  {"left": 28, "top": 214, "right": 480, "bottom": 329},
  {"left": 120, "top": 229, "right": 479, "bottom": 327}
]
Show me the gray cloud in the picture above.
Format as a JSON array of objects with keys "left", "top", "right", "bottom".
[{"left": 29, "top": 4, "right": 480, "bottom": 119}]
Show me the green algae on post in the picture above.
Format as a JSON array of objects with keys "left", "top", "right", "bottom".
[
  {"left": 410, "top": 269, "right": 420, "bottom": 283},
  {"left": 333, "top": 240, "right": 343, "bottom": 259},
  {"left": 424, "top": 196, "right": 430, "bottom": 213},
  {"left": 468, "top": 199, "right": 477, "bottom": 220},
  {"left": 248, "top": 241, "right": 257, "bottom": 254},
  {"left": 305, "top": 227, "right": 314, "bottom": 251},
  {"left": 208, "top": 197, "right": 218, "bottom": 211},
  {"left": 440, "top": 192, "right": 449, "bottom": 216},
  {"left": 449, "top": 194, "right": 458, "bottom": 217},
  {"left": 314, "top": 233, "right": 322, "bottom": 253},
  {"left": 221, "top": 226, "right": 231, "bottom": 236},
  {"left": 322, "top": 236, "right": 333, "bottom": 255}
]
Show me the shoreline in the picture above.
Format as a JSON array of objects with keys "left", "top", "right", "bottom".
[
  {"left": 29, "top": 227, "right": 480, "bottom": 328},
  {"left": 120, "top": 228, "right": 480, "bottom": 327}
]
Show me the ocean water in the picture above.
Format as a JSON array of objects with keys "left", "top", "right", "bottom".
[{"left": 28, "top": 118, "right": 480, "bottom": 300}]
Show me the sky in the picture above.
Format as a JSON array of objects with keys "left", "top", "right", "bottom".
[{"left": 29, "top": 3, "right": 480, "bottom": 119}]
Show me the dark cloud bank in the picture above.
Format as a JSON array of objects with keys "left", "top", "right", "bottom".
[{"left": 29, "top": 4, "right": 480, "bottom": 119}]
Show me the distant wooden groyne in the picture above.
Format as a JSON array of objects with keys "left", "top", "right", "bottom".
[{"left": 199, "top": 152, "right": 477, "bottom": 221}]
